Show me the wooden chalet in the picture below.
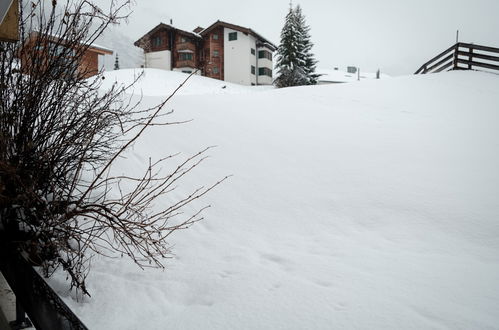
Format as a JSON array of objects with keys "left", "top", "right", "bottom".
[
  {"left": 135, "top": 20, "right": 277, "bottom": 85},
  {"left": 19, "top": 31, "right": 113, "bottom": 79}
]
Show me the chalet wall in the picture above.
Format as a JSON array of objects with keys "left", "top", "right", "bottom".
[
  {"left": 19, "top": 35, "right": 105, "bottom": 79},
  {"left": 250, "top": 36, "right": 258, "bottom": 85},
  {"left": 172, "top": 34, "right": 198, "bottom": 70},
  {"left": 257, "top": 45, "right": 274, "bottom": 85},
  {"left": 149, "top": 30, "right": 170, "bottom": 52},
  {"left": 79, "top": 51, "right": 99, "bottom": 78},
  {"left": 203, "top": 26, "right": 224, "bottom": 80},
  {"left": 145, "top": 50, "right": 171, "bottom": 70},
  {"left": 224, "top": 28, "right": 254, "bottom": 85}
]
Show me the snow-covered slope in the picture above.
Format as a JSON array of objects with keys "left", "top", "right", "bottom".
[
  {"left": 51, "top": 71, "right": 499, "bottom": 329},
  {"left": 317, "top": 67, "right": 390, "bottom": 83},
  {"left": 99, "top": 68, "right": 259, "bottom": 96},
  {"left": 96, "top": 25, "right": 144, "bottom": 70}
]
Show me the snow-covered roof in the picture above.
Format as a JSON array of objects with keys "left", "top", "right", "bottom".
[
  {"left": 27, "top": 30, "right": 113, "bottom": 55},
  {"left": 87, "top": 42, "right": 113, "bottom": 54},
  {"left": 199, "top": 20, "right": 277, "bottom": 51},
  {"left": 134, "top": 23, "right": 202, "bottom": 47}
]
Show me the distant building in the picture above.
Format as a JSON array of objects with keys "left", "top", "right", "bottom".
[
  {"left": 134, "top": 20, "right": 277, "bottom": 86},
  {"left": 19, "top": 31, "right": 113, "bottom": 78}
]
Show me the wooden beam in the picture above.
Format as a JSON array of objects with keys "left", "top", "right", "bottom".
[
  {"left": 457, "top": 51, "right": 499, "bottom": 63},
  {"left": 434, "top": 61, "right": 453, "bottom": 73},
  {"left": 424, "top": 53, "right": 454, "bottom": 73},
  {"left": 0, "top": 0, "right": 19, "bottom": 42},
  {"left": 414, "top": 43, "right": 456, "bottom": 74},
  {"left": 457, "top": 59, "right": 499, "bottom": 71},
  {"left": 459, "top": 43, "right": 499, "bottom": 54}
]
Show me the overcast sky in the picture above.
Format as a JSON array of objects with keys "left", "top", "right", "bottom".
[{"left": 105, "top": 0, "right": 499, "bottom": 76}]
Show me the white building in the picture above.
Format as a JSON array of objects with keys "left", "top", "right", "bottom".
[{"left": 135, "top": 20, "right": 277, "bottom": 86}]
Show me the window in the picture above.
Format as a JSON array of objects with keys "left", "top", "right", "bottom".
[
  {"left": 213, "top": 50, "right": 219, "bottom": 57},
  {"left": 251, "top": 48, "right": 255, "bottom": 55},
  {"left": 213, "top": 66, "right": 219, "bottom": 74},
  {"left": 152, "top": 36, "right": 162, "bottom": 47},
  {"left": 179, "top": 53, "right": 193, "bottom": 61},
  {"left": 213, "top": 34, "right": 219, "bottom": 40},
  {"left": 258, "top": 67, "right": 272, "bottom": 77},
  {"left": 258, "top": 50, "right": 272, "bottom": 60},
  {"left": 251, "top": 65, "right": 255, "bottom": 75},
  {"left": 228, "top": 32, "right": 237, "bottom": 41},
  {"left": 182, "top": 70, "right": 193, "bottom": 74},
  {"left": 180, "top": 37, "right": 187, "bottom": 43}
]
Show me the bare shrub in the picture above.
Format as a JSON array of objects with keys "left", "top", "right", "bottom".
[{"left": 0, "top": 0, "right": 226, "bottom": 296}]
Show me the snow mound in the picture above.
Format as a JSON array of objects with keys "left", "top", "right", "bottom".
[
  {"left": 100, "top": 68, "right": 256, "bottom": 96},
  {"left": 52, "top": 71, "right": 499, "bottom": 330}
]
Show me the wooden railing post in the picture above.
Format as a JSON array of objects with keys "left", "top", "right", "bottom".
[
  {"left": 468, "top": 45, "right": 473, "bottom": 70},
  {"left": 453, "top": 43, "right": 460, "bottom": 70},
  {"left": 0, "top": 242, "right": 89, "bottom": 330},
  {"left": 9, "top": 300, "right": 33, "bottom": 329}
]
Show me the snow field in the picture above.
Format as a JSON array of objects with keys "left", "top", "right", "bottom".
[{"left": 50, "top": 70, "right": 499, "bottom": 329}]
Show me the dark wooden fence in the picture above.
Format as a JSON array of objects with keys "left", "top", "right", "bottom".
[
  {"left": 415, "top": 42, "right": 499, "bottom": 74},
  {"left": 0, "top": 238, "right": 88, "bottom": 330}
]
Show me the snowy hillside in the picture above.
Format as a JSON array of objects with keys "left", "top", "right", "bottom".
[
  {"left": 317, "top": 67, "right": 390, "bottom": 83},
  {"left": 49, "top": 70, "right": 499, "bottom": 329},
  {"left": 96, "top": 25, "right": 144, "bottom": 70},
  {"left": 99, "top": 68, "right": 261, "bottom": 96}
]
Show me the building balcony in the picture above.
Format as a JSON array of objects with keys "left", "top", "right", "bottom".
[
  {"left": 175, "top": 59, "right": 196, "bottom": 68},
  {"left": 176, "top": 42, "right": 196, "bottom": 52}
]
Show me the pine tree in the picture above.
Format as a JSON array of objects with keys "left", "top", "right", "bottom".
[
  {"left": 114, "top": 53, "right": 120, "bottom": 70},
  {"left": 294, "top": 5, "right": 318, "bottom": 84},
  {"left": 275, "top": 4, "right": 318, "bottom": 87}
]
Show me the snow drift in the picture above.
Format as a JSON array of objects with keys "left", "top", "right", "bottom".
[{"left": 49, "top": 69, "right": 499, "bottom": 329}]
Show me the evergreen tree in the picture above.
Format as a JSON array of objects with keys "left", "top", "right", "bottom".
[
  {"left": 294, "top": 5, "right": 318, "bottom": 84},
  {"left": 114, "top": 53, "right": 120, "bottom": 70},
  {"left": 275, "top": 4, "right": 318, "bottom": 87}
]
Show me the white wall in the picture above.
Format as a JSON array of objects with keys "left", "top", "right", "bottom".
[
  {"left": 145, "top": 50, "right": 171, "bottom": 70},
  {"left": 257, "top": 45, "right": 274, "bottom": 85},
  {"left": 224, "top": 28, "right": 255, "bottom": 86},
  {"left": 98, "top": 54, "right": 107, "bottom": 72},
  {"left": 250, "top": 37, "right": 257, "bottom": 85}
]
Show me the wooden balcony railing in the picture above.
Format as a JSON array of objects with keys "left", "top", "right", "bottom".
[
  {"left": 415, "top": 43, "right": 499, "bottom": 74},
  {"left": 0, "top": 234, "right": 88, "bottom": 330}
]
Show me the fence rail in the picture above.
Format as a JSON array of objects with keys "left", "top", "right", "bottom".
[
  {"left": 415, "top": 42, "right": 499, "bottom": 74},
  {"left": 0, "top": 237, "right": 88, "bottom": 330}
]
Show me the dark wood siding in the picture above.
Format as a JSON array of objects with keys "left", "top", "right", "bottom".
[
  {"left": 203, "top": 26, "right": 224, "bottom": 80},
  {"left": 173, "top": 34, "right": 198, "bottom": 69},
  {"left": 149, "top": 30, "right": 170, "bottom": 52}
]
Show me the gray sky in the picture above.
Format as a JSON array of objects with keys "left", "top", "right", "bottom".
[{"left": 106, "top": 0, "right": 499, "bottom": 75}]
